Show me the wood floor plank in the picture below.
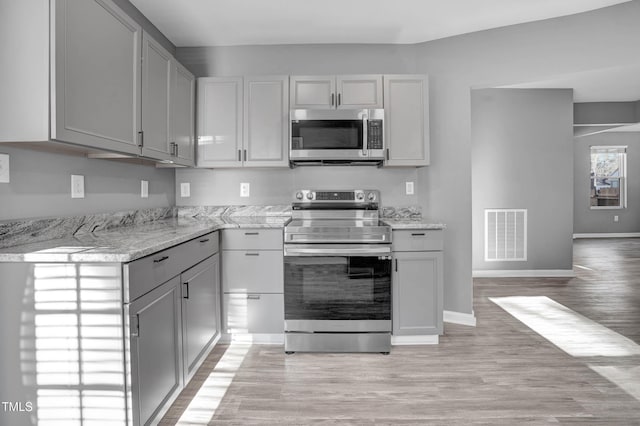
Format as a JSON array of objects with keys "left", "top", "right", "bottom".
[{"left": 161, "top": 238, "right": 640, "bottom": 424}]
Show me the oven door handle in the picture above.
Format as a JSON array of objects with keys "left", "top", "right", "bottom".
[{"left": 284, "top": 246, "right": 391, "bottom": 257}]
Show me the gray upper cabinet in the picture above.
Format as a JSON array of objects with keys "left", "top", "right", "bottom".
[
  {"left": 383, "top": 75, "right": 430, "bottom": 167},
  {"left": 290, "top": 75, "right": 382, "bottom": 109},
  {"left": 172, "top": 60, "right": 196, "bottom": 166},
  {"left": 197, "top": 77, "right": 243, "bottom": 167},
  {"left": 52, "top": 0, "right": 142, "bottom": 155},
  {"left": 197, "top": 76, "right": 289, "bottom": 168},
  {"left": 141, "top": 31, "right": 172, "bottom": 162},
  {"left": 244, "top": 76, "right": 289, "bottom": 167},
  {"left": 142, "top": 32, "right": 195, "bottom": 166}
]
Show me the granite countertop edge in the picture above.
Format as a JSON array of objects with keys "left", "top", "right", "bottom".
[
  {"left": 0, "top": 217, "right": 290, "bottom": 263},
  {"left": 382, "top": 219, "right": 446, "bottom": 230}
]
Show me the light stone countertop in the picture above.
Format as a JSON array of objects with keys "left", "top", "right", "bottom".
[
  {"left": 381, "top": 219, "right": 446, "bottom": 230},
  {"left": 0, "top": 216, "right": 290, "bottom": 263}
]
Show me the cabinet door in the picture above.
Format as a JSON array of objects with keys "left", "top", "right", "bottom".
[
  {"left": 337, "top": 75, "right": 383, "bottom": 109},
  {"left": 141, "top": 31, "right": 172, "bottom": 161},
  {"left": 222, "top": 250, "right": 284, "bottom": 293},
  {"left": 197, "top": 77, "right": 243, "bottom": 167},
  {"left": 383, "top": 75, "right": 430, "bottom": 166},
  {"left": 172, "top": 60, "right": 196, "bottom": 166},
  {"left": 52, "top": 0, "right": 142, "bottom": 155},
  {"left": 243, "top": 76, "right": 289, "bottom": 167},
  {"left": 290, "top": 75, "right": 335, "bottom": 109},
  {"left": 182, "top": 254, "right": 219, "bottom": 382},
  {"left": 392, "top": 251, "right": 443, "bottom": 336},
  {"left": 129, "top": 276, "right": 183, "bottom": 426},
  {"left": 223, "top": 293, "right": 284, "bottom": 334}
]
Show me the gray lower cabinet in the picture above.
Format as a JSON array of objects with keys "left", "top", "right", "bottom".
[
  {"left": 129, "top": 276, "right": 183, "bottom": 426},
  {"left": 181, "top": 254, "right": 220, "bottom": 382},
  {"left": 221, "top": 229, "right": 284, "bottom": 341},
  {"left": 392, "top": 230, "right": 444, "bottom": 339},
  {"left": 125, "top": 230, "right": 221, "bottom": 425}
]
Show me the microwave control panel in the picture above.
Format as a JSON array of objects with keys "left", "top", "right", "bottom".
[{"left": 368, "top": 120, "right": 383, "bottom": 150}]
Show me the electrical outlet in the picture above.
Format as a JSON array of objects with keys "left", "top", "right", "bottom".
[
  {"left": 141, "top": 180, "right": 149, "bottom": 198},
  {"left": 180, "top": 182, "right": 191, "bottom": 198},
  {"left": 405, "top": 181, "right": 414, "bottom": 195},
  {"left": 71, "top": 175, "right": 85, "bottom": 198},
  {"left": 0, "top": 153, "right": 9, "bottom": 183},
  {"left": 240, "top": 182, "right": 250, "bottom": 197},
  {"left": 614, "top": 215, "right": 619, "bottom": 223}
]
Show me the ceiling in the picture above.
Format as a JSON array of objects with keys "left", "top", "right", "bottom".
[{"left": 130, "top": 0, "right": 630, "bottom": 47}]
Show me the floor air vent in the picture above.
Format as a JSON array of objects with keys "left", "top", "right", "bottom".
[{"left": 485, "top": 209, "right": 527, "bottom": 261}]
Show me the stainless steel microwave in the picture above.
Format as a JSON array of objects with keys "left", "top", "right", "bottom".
[{"left": 289, "top": 109, "right": 384, "bottom": 165}]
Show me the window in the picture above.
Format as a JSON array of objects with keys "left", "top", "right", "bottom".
[{"left": 590, "top": 146, "right": 627, "bottom": 209}]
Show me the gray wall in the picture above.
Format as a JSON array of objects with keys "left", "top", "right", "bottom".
[
  {"left": 471, "top": 89, "right": 574, "bottom": 271},
  {"left": 177, "top": 167, "right": 420, "bottom": 207},
  {"left": 176, "top": 1, "right": 640, "bottom": 316},
  {"left": 574, "top": 132, "right": 640, "bottom": 234},
  {"left": 0, "top": 145, "right": 175, "bottom": 221}
]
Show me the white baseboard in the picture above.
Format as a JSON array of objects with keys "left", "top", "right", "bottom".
[
  {"left": 391, "top": 335, "right": 439, "bottom": 345},
  {"left": 221, "top": 333, "right": 284, "bottom": 345},
  {"left": 573, "top": 233, "right": 640, "bottom": 239},
  {"left": 443, "top": 310, "right": 477, "bottom": 327},
  {"left": 473, "top": 269, "right": 575, "bottom": 278}
]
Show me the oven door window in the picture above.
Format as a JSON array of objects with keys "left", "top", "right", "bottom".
[
  {"left": 291, "top": 120, "right": 363, "bottom": 150},
  {"left": 284, "top": 256, "right": 391, "bottom": 320}
]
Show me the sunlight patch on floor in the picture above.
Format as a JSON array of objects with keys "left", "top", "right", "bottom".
[
  {"left": 490, "top": 296, "right": 640, "bottom": 357},
  {"left": 176, "top": 343, "right": 251, "bottom": 425},
  {"left": 589, "top": 365, "right": 640, "bottom": 402}
]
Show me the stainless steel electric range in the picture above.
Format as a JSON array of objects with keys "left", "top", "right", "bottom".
[{"left": 283, "top": 190, "right": 392, "bottom": 353}]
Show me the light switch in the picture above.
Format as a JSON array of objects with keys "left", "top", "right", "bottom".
[
  {"left": 180, "top": 182, "right": 191, "bottom": 198},
  {"left": 405, "top": 181, "right": 414, "bottom": 195},
  {"left": 0, "top": 153, "right": 9, "bottom": 183},
  {"left": 71, "top": 175, "right": 85, "bottom": 198},
  {"left": 240, "top": 182, "right": 250, "bottom": 197},
  {"left": 141, "top": 180, "right": 149, "bottom": 198}
]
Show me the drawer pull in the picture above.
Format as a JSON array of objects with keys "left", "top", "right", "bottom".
[
  {"left": 199, "top": 238, "right": 210, "bottom": 243},
  {"left": 153, "top": 255, "right": 169, "bottom": 263},
  {"left": 244, "top": 232, "right": 259, "bottom": 236},
  {"left": 245, "top": 252, "right": 260, "bottom": 256},
  {"left": 411, "top": 233, "right": 426, "bottom": 237},
  {"left": 247, "top": 294, "right": 261, "bottom": 300}
]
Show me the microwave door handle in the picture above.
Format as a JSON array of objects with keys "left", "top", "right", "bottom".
[{"left": 362, "top": 115, "right": 368, "bottom": 156}]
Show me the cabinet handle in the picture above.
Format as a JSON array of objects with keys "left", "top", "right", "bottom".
[
  {"left": 247, "top": 294, "right": 261, "bottom": 300},
  {"left": 411, "top": 233, "right": 426, "bottom": 237},
  {"left": 238, "top": 149, "right": 242, "bottom": 161},
  {"left": 245, "top": 252, "right": 260, "bottom": 256},
  {"left": 175, "top": 144, "right": 179, "bottom": 157},
  {"left": 199, "top": 238, "right": 210, "bottom": 243},
  {"left": 386, "top": 148, "right": 389, "bottom": 160},
  {"left": 138, "top": 131, "right": 144, "bottom": 147},
  {"left": 395, "top": 258, "right": 398, "bottom": 272},
  {"left": 130, "top": 314, "right": 140, "bottom": 337},
  {"left": 153, "top": 255, "right": 169, "bottom": 263},
  {"left": 183, "top": 282, "right": 190, "bottom": 299},
  {"left": 244, "top": 232, "right": 259, "bottom": 236},
  {"left": 331, "top": 93, "right": 334, "bottom": 106},
  {"left": 338, "top": 93, "right": 341, "bottom": 106},
  {"left": 243, "top": 149, "right": 247, "bottom": 161}
]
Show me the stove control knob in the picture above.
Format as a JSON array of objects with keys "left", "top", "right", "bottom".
[
  {"left": 367, "top": 192, "right": 377, "bottom": 202},
  {"left": 355, "top": 191, "right": 365, "bottom": 201},
  {"left": 306, "top": 192, "right": 314, "bottom": 200},
  {"left": 295, "top": 191, "right": 304, "bottom": 200}
]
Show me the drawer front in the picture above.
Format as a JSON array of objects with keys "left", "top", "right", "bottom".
[
  {"left": 221, "top": 229, "right": 283, "bottom": 250},
  {"left": 182, "top": 231, "right": 219, "bottom": 267},
  {"left": 223, "top": 293, "right": 284, "bottom": 334},
  {"left": 222, "top": 250, "right": 283, "bottom": 293},
  {"left": 126, "top": 231, "right": 219, "bottom": 302},
  {"left": 392, "top": 230, "right": 443, "bottom": 252}
]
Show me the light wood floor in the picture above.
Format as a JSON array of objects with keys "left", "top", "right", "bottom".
[{"left": 161, "top": 238, "right": 640, "bottom": 425}]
